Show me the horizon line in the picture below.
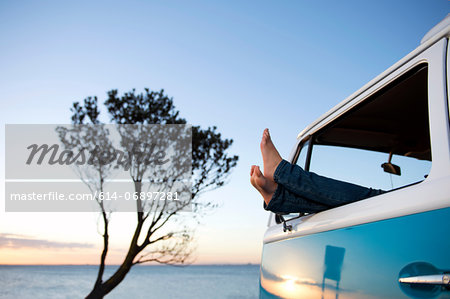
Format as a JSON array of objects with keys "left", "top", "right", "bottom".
[{"left": 0, "top": 263, "right": 260, "bottom": 266}]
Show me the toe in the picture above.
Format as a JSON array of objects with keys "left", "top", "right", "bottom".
[{"left": 255, "top": 166, "right": 263, "bottom": 177}]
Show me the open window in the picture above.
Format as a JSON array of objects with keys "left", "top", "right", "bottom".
[
  {"left": 308, "top": 63, "right": 431, "bottom": 191},
  {"left": 276, "top": 63, "right": 431, "bottom": 224},
  {"left": 287, "top": 63, "right": 431, "bottom": 218}
]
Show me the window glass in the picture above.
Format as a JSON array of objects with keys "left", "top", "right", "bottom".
[{"left": 309, "top": 145, "right": 431, "bottom": 191}]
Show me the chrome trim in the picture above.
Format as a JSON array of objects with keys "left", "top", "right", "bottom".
[{"left": 399, "top": 274, "right": 450, "bottom": 285}]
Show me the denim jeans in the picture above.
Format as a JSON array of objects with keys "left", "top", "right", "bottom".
[{"left": 264, "top": 159, "right": 385, "bottom": 213}]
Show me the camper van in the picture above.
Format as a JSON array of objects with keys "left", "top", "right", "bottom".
[{"left": 260, "top": 15, "right": 450, "bottom": 299}]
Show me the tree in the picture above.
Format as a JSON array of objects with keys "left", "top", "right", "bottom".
[{"left": 61, "top": 89, "right": 238, "bottom": 298}]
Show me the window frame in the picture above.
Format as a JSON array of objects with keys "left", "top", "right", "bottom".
[
  {"left": 266, "top": 38, "right": 449, "bottom": 239},
  {"left": 295, "top": 63, "right": 431, "bottom": 194},
  {"left": 292, "top": 136, "right": 312, "bottom": 171}
]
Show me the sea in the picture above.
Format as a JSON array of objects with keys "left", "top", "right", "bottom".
[{"left": 0, "top": 265, "right": 260, "bottom": 299}]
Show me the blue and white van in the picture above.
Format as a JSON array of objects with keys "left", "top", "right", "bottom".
[{"left": 260, "top": 15, "right": 450, "bottom": 299}]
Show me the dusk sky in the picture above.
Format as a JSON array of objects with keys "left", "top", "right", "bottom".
[{"left": 0, "top": 0, "right": 448, "bottom": 265}]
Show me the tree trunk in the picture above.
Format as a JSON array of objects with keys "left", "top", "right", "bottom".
[
  {"left": 85, "top": 242, "right": 141, "bottom": 299},
  {"left": 85, "top": 185, "right": 145, "bottom": 299}
]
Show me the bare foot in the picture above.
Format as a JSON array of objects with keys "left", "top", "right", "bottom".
[
  {"left": 260, "top": 129, "right": 282, "bottom": 181},
  {"left": 250, "top": 165, "right": 278, "bottom": 205}
]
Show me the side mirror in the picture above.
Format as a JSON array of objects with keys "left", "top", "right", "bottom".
[{"left": 381, "top": 152, "right": 401, "bottom": 176}]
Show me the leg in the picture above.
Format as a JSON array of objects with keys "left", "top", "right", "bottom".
[
  {"left": 250, "top": 164, "right": 328, "bottom": 213},
  {"left": 274, "top": 160, "right": 384, "bottom": 207},
  {"left": 265, "top": 181, "right": 329, "bottom": 213},
  {"left": 260, "top": 129, "right": 385, "bottom": 208}
]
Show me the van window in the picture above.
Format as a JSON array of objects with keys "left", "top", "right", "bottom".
[
  {"left": 309, "top": 145, "right": 430, "bottom": 191},
  {"left": 307, "top": 63, "right": 431, "bottom": 195}
]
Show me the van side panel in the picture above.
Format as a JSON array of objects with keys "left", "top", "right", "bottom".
[{"left": 260, "top": 207, "right": 450, "bottom": 299}]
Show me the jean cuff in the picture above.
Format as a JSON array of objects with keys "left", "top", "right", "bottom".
[
  {"left": 273, "top": 159, "right": 289, "bottom": 184},
  {"left": 263, "top": 184, "right": 283, "bottom": 211}
]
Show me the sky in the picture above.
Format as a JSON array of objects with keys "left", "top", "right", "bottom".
[{"left": 0, "top": 0, "right": 448, "bottom": 265}]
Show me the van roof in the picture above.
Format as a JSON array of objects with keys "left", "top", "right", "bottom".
[
  {"left": 421, "top": 14, "right": 450, "bottom": 44},
  {"left": 297, "top": 14, "right": 450, "bottom": 140}
]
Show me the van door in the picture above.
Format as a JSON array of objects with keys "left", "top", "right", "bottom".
[{"left": 260, "top": 38, "right": 450, "bottom": 299}]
